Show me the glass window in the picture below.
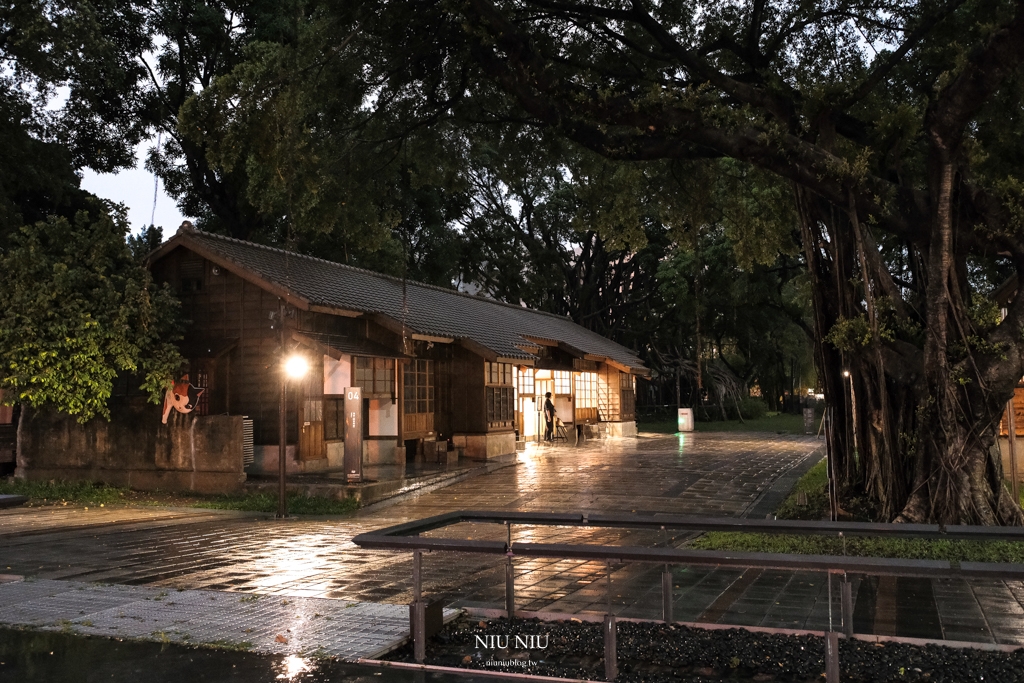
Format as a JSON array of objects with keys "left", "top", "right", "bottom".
[
  {"left": 554, "top": 371, "right": 571, "bottom": 395},
  {"left": 485, "top": 362, "right": 513, "bottom": 386},
  {"left": 518, "top": 368, "right": 534, "bottom": 396},
  {"left": 575, "top": 372, "right": 597, "bottom": 408},
  {"left": 404, "top": 359, "right": 435, "bottom": 414},
  {"left": 324, "top": 397, "right": 344, "bottom": 441},
  {"left": 486, "top": 386, "right": 515, "bottom": 425},
  {"left": 353, "top": 356, "right": 394, "bottom": 395}
]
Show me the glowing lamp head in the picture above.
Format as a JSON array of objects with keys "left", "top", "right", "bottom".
[
  {"left": 284, "top": 355, "right": 309, "bottom": 379},
  {"left": 842, "top": 370, "right": 850, "bottom": 378}
]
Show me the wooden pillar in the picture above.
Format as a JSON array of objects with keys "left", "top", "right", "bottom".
[{"left": 396, "top": 359, "right": 404, "bottom": 446}]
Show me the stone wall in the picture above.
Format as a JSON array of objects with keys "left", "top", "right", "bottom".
[
  {"left": 453, "top": 432, "right": 516, "bottom": 460},
  {"left": 16, "top": 404, "right": 245, "bottom": 493},
  {"left": 605, "top": 421, "right": 638, "bottom": 438}
]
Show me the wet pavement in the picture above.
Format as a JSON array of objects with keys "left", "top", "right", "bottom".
[
  {"left": 3, "top": 432, "right": 1024, "bottom": 649},
  {"left": 0, "top": 579, "right": 457, "bottom": 659}
]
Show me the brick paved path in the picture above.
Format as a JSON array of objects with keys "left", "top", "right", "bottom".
[
  {"left": 0, "top": 578, "right": 458, "bottom": 659},
  {"left": 9, "top": 433, "right": 1023, "bottom": 647},
  {"left": 0, "top": 434, "right": 817, "bottom": 593}
]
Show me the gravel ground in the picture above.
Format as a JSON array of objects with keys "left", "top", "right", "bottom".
[{"left": 384, "top": 616, "right": 1024, "bottom": 682}]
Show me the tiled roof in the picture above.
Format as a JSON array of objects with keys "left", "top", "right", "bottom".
[{"left": 174, "top": 229, "right": 647, "bottom": 373}]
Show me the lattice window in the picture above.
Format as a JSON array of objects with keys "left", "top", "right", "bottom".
[
  {"left": 518, "top": 367, "right": 534, "bottom": 396},
  {"left": 486, "top": 386, "right": 515, "bottom": 426},
  {"left": 403, "top": 359, "right": 435, "bottom": 414},
  {"left": 324, "top": 397, "right": 344, "bottom": 441},
  {"left": 621, "top": 389, "right": 636, "bottom": 419},
  {"left": 354, "top": 356, "right": 394, "bottom": 395},
  {"left": 554, "top": 371, "right": 571, "bottom": 395},
  {"left": 575, "top": 372, "right": 598, "bottom": 408},
  {"left": 485, "top": 362, "right": 513, "bottom": 385}
]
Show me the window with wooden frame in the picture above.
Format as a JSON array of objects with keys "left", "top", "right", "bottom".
[
  {"left": 575, "top": 372, "right": 597, "bottom": 408},
  {"left": 486, "top": 386, "right": 514, "bottom": 426},
  {"left": 324, "top": 397, "right": 344, "bottom": 441},
  {"left": 620, "top": 372, "right": 636, "bottom": 419},
  {"left": 485, "top": 362, "right": 513, "bottom": 386},
  {"left": 403, "top": 359, "right": 434, "bottom": 414},
  {"left": 354, "top": 356, "right": 394, "bottom": 396},
  {"left": 517, "top": 367, "right": 534, "bottom": 396},
  {"left": 177, "top": 255, "right": 205, "bottom": 294},
  {"left": 553, "top": 370, "right": 571, "bottom": 395}
]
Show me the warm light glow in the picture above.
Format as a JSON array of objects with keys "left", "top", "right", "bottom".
[
  {"left": 284, "top": 355, "right": 309, "bottom": 379},
  {"left": 842, "top": 370, "right": 850, "bottom": 378},
  {"left": 277, "top": 654, "right": 311, "bottom": 680}
]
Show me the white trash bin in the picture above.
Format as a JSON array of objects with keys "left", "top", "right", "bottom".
[{"left": 677, "top": 408, "right": 694, "bottom": 432}]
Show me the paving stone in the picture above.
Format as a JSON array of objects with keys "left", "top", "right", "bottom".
[{"left": 6, "top": 434, "right": 1023, "bottom": 648}]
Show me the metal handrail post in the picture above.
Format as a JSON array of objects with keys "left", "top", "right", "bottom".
[
  {"left": 412, "top": 550, "right": 425, "bottom": 663},
  {"left": 841, "top": 575, "right": 853, "bottom": 637},
  {"left": 604, "top": 561, "right": 617, "bottom": 681},
  {"left": 662, "top": 566, "right": 673, "bottom": 623},
  {"left": 505, "top": 522, "right": 515, "bottom": 620}
]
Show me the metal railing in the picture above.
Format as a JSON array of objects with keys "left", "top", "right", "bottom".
[{"left": 353, "top": 511, "right": 1024, "bottom": 681}]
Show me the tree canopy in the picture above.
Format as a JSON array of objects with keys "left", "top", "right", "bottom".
[
  {"left": 0, "top": 206, "right": 182, "bottom": 420},
  {"left": 12, "top": 0, "right": 1024, "bottom": 523},
  {"left": 0, "top": 1, "right": 183, "bottom": 417}
]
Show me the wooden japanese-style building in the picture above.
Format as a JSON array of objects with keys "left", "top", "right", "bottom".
[
  {"left": 147, "top": 223, "right": 648, "bottom": 474},
  {"left": 12, "top": 223, "right": 649, "bottom": 492}
]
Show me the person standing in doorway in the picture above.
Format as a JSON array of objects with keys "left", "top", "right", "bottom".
[{"left": 544, "top": 392, "right": 556, "bottom": 441}]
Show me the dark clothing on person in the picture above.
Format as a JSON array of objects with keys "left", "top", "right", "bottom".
[{"left": 544, "top": 398, "right": 556, "bottom": 441}]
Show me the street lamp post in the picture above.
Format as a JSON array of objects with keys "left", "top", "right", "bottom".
[{"left": 277, "top": 299, "right": 308, "bottom": 519}]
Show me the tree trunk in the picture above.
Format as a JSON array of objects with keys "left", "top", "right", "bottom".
[{"left": 797, "top": 178, "right": 1023, "bottom": 525}]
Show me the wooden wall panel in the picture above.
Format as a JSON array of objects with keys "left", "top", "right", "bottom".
[{"left": 1000, "top": 386, "right": 1024, "bottom": 436}]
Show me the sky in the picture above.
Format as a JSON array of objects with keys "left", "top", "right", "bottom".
[{"left": 79, "top": 138, "right": 189, "bottom": 237}]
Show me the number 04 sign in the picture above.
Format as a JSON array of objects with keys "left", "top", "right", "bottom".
[{"left": 344, "top": 387, "right": 362, "bottom": 483}]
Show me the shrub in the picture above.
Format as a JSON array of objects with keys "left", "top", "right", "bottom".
[{"left": 737, "top": 397, "right": 770, "bottom": 419}]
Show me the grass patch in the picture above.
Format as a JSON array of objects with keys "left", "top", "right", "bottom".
[
  {"left": 638, "top": 412, "right": 814, "bottom": 435},
  {"left": 690, "top": 532, "right": 1024, "bottom": 563},
  {"left": 0, "top": 478, "right": 358, "bottom": 515},
  {"left": 690, "top": 455, "right": 1024, "bottom": 562},
  {"left": 0, "top": 478, "right": 129, "bottom": 506},
  {"left": 774, "top": 458, "right": 829, "bottom": 521}
]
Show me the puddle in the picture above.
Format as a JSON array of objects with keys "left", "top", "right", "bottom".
[{"left": 0, "top": 627, "right": 486, "bottom": 683}]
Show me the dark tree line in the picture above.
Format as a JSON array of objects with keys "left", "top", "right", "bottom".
[{"left": 11, "top": 1, "right": 1024, "bottom": 525}]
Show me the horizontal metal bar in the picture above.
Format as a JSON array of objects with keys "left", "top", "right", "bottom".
[
  {"left": 350, "top": 510, "right": 1024, "bottom": 582},
  {"left": 370, "top": 509, "right": 1024, "bottom": 542},
  {"left": 959, "top": 561, "right": 1024, "bottom": 578},
  {"left": 360, "top": 511, "right": 464, "bottom": 538},
  {"left": 351, "top": 534, "right": 506, "bottom": 554},
  {"left": 351, "top": 534, "right": 1024, "bottom": 580}
]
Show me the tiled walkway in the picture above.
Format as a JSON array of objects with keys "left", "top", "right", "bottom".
[
  {"left": 0, "top": 578, "right": 456, "bottom": 659},
  {"left": 0, "top": 434, "right": 819, "bottom": 597},
  {"left": 7, "top": 433, "right": 1022, "bottom": 648}
]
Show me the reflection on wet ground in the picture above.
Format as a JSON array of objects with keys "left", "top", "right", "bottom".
[
  {"left": 16, "top": 434, "right": 1024, "bottom": 648},
  {"left": 0, "top": 434, "right": 821, "bottom": 604},
  {"left": 0, "top": 627, "right": 488, "bottom": 683}
]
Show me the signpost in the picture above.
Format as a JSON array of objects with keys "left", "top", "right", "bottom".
[
  {"left": 803, "top": 407, "right": 815, "bottom": 435},
  {"left": 345, "top": 386, "right": 363, "bottom": 483}
]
